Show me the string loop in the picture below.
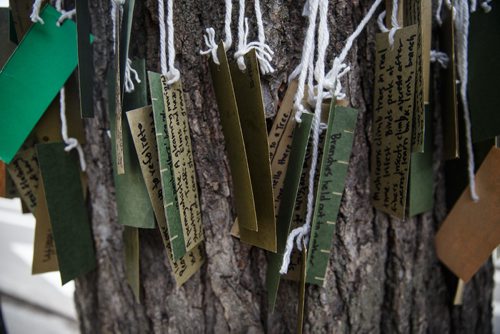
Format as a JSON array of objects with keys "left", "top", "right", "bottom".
[{"left": 200, "top": 0, "right": 233, "bottom": 65}]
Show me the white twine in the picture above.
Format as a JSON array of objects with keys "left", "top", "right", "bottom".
[
  {"left": 30, "top": 0, "right": 44, "bottom": 23},
  {"left": 200, "top": 0, "right": 233, "bottom": 65},
  {"left": 376, "top": 0, "right": 400, "bottom": 46},
  {"left": 481, "top": 0, "right": 492, "bottom": 12},
  {"left": 430, "top": 50, "right": 450, "bottom": 68},
  {"left": 455, "top": 0, "right": 479, "bottom": 201},
  {"left": 165, "top": 0, "right": 180, "bottom": 83},
  {"left": 124, "top": 58, "right": 142, "bottom": 92},
  {"left": 234, "top": 0, "right": 275, "bottom": 74},
  {"left": 435, "top": 0, "right": 454, "bottom": 25},
  {"left": 158, "top": 0, "right": 168, "bottom": 75}
]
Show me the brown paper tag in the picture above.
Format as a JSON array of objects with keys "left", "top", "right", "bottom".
[
  {"left": 160, "top": 78, "right": 204, "bottom": 251},
  {"left": 114, "top": 3, "right": 124, "bottom": 175},
  {"left": 7, "top": 148, "right": 39, "bottom": 213},
  {"left": 370, "top": 25, "right": 418, "bottom": 219},
  {"left": 435, "top": 147, "right": 500, "bottom": 282}
]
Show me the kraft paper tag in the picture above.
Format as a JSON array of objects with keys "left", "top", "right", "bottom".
[
  {"left": 370, "top": 25, "right": 418, "bottom": 219},
  {"left": 160, "top": 78, "right": 204, "bottom": 252},
  {"left": 230, "top": 50, "right": 276, "bottom": 252},
  {"left": 0, "top": 5, "right": 78, "bottom": 163},
  {"left": 208, "top": 42, "right": 258, "bottom": 232},
  {"left": 109, "top": 60, "right": 156, "bottom": 229},
  {"left": 408, "top": 104, "right": 434, "bottom": 216},
  {"left": 435, "top": 147, "right": 500, "bottom": 282},
  {"left": 7, "top": 148, "right": 40, "bottom": 213},
  {"left": 266, "top": 112, "right": 313, "bottom": 311},
  {"left": 32, "top": 182, "right": 59, "bottom": 274},
  {"left": 149, "top": 71, "right": 186, "bottom": 260},
  {"left": 306, "top": 105, "right": 358, "bottom": 285},
  {"left": 123, "top": 226, "right": 140, "bottom": 303},
  {"left": 469, "top": 5, "right": 500, "bottom": 143},
  {"left": 297, "top": 245, "right": 307, "bottom": 334},
  {"left": 440, "top": 4, "right": 459, "bottom": 160},
  {"left": 75, "top": 0, "right": 94, "bottom": 118},
  {"left": 114, "top": 5, "right": 125, "bottom": 175},
  {"left": 36, "top": 142, "right": 96, "bottom": 284},
  {"left": 127, "top": 105, "right": 205, "bottom": 286}
]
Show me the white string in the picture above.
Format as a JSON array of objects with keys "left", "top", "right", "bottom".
[
  {"left": 376, "top": 0, "right": 400, "bottom": 46},
  {"left": 455, "top": 0, "right": 479, "bottom": 201},
  {"left": 158, "top": 0, "right": 168, "bottom": 75},
  {"left": 200, "top": 0, "right": 233, "bottom": 65},
  {"left": 436, "top": 0, "right": 454, "bottom": 26},
  {"left": 124, "top": 58, "right": 142, "bottom": 93},
  {"left": 430, "top": 50, "right": 450, "bottom": 68},
  {"left": 470, "top": 0, "right": 477, "bottom": 12},
  {"left": 30, "top": 0, "right": 44, "bottom": 24},
  {"left": 234, "top": 0, "right": 275, "bottom": 74},
  {"left": 280, "top": 0, "right": 329, "bottom": 275},
  {"left": 165, "top": 0, "right": 180, "bottom": 84},
  {"left": 481, "top": 0, "right": 492, "bottom": 12}
]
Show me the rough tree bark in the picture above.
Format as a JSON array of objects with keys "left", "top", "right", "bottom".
[{"left": 75, "top": 0, "right": 493, "bottom": 333}]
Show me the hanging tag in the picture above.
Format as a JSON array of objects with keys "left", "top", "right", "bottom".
[
  {"left": 435, "top": 147, "right": 500, "bottom": 282},
  {"left": 208, "top": 42, "right": 258, "bottom": 232},
  {"left": 0, "top": 5, "right": 78, "bottom": 163},
  {"left": 229, "top": 50, "right": 276, "bottom": 251},
  {"left": 160, "top": 78, "right": 204, "bottom": 251},
  {"left": 109, "top": 60, "right": 156, "bottom": 229},
  {"left": 0, "top": 8, "right": 15, "bottom": 66},
  {"left": 306, "top": 105, "right": 358, "bottom": 285},
  {"left": 266, "top": 112, "right": 313, "bottom": 311},
  {"left": 440, "top": 3, "right": 459, "bottom": 160},
  {"left": 32, "top": 182, "right": 59, "bottom": 274},
  {"left": 36, "top": 142, "right": 95, "bottom": 284},
  {"left": 75, "top": 0, "right": 94, "bottom": 118},
  {"left": 297, "top": 243, "right": 307, "bottom": 334},
  {"left": 123, "top": 226, "right": 140, "bottom": 303},
  {"left": 469, "top": 5, "right": 500, "bottom": 143},
  {"left": 370, "top": 25, "right": 418, "bottom": 219},
  {"left": 114, "top": 2, "right": 125, "bottom": 175},
  {"left": 408, "top": 104, "right": 434, "bottom": 216},
  {"left": 7, "top": 148, "right": 40, "bottom": 213},
  {"left": 149, "top": 71, "right": 187, "bottom": 260},
  {"left": 127, "top": 105, "right": 205, "bottom": 286}
]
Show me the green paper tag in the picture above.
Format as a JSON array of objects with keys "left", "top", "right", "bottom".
[
  {"left": 306, "top": 105, "right": 358, "bottom": 285},
  {"left": 36, "top": 142, "right": 96, "bottom": 285},
  {"left": 0, "top": 5, "right": 78, "bottom": 163},
  {"left": 208, "top": 42, "right": 258, "bottom": 232},
  {"left": 230, "top": 51, "right": 276, "bottom": 252},
  {"left": 149, "top": 71, "right": 186, "bottom": 260},
  {"left": 123, "top": 226, "right": 140, "bottom": 303},
  {"left": 75, "top": 0, "right": 94, "bottom": 118},
  {"left": 266, "top": 112, "right": 313, "bottom": 311}
]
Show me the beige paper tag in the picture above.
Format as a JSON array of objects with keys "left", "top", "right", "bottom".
[
  {"left": 114, "top": 3, "right": 124, "bottom": 175},
  {"left": 7, "top": 148, "right": 40, "bottom": 213}
]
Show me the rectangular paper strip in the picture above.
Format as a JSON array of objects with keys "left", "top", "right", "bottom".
[
  {"left": 149, "top": 71, "right": 186, "bottom": 260},
  {"left": 266, "top": 112, "right": 313, "bottom": 311},
  {"left": 126, "top": 106, "right": 205, "bottom": 286},
  {"left": 370, "top": 25, "right": 418, "bottom": 219},
  {"left": 208, "top": 42, "right": 258, "bottom": 232},
  {"left": 230, "top": 51, "right": 276, "bottom": 251},
  {"left": 0, "top": 5, "right": 78, "bottom": 163},
  {"left": 36, "top": 142, "right": 95, "bottom": 284},
  {"left": 435, "top": 147, "right": 500, "bottom": 282},
  {"left": 160, "top": 78, "right": 204, "bottom": 251},
  {"left": 306, "top": 105, "right": 358, "bottom": 285},
  {"left": 7, "top": 148, "right": 40, "bottom": 213},
  {"left": 123, "top": 226, "right": 140, "bottom": 302}
]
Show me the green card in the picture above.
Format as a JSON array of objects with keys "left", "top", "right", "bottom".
[
  {"left": 109, "top": 60, "right": 155, "bottom": 229},
  {"left": 266, "top": 112, "right": 313, "bottom": 311},
  {"left": 123, "top": 226, "right": 140, "bottom": 303},
  {"left": 36, "top": 142, "right": 95, "bottom": 285},
  {"left": 0, "top": 5, "right": 78, "bottom": 163},
  {"left": 75, "top": 0, "right": 94, "bottom": 118},
  {"left": 469, "top": 6, "right": 500, "bottom": 143},
  {"left": 148, "top": 71, "right": 186, "bottom": 260},
  {"left": 306, "top": 105, "right": 358, "bottom": 285},
  {"left": 408, "top": 104, "right": 434, "bottom": 217}
]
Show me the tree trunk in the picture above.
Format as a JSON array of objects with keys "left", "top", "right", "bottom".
[{"left": 75, "top": 0, "right": 493, "bottom": 333}]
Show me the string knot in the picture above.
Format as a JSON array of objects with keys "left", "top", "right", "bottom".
[
  {"left": 200, "top": 28, "right": 221, "bottom": 65},
  {"left": 124, "top": 58, "right": 142, "bottom": 93},
  {"left": 166, "top": 67, "right": 181, "bottom": 85},
  {"left": 430, "top": 50, "right": 450, "bottom": 68}
]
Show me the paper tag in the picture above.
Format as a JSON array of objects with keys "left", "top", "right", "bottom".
[
  {"left": 297, "top": 244, "right": 307, "bottom": 334},
  {"left": 114, "top": 4, "right": 125, "bottom": 175},
  {"left": 7, "top": 148, "right": 40, "bottom": 213},
  {"left": 230, "top": 51, "right": 276, "bottom": 251},
  {"left": 370, "top": 25, "right": 418, "bottom": 219},
  {"left": 127, "top": 105, "right": 205, "bottom": 286},
  {"left": 208, "top": 42, "right": 258, "bottom": 232},
  {"left": 32, "top": 182, "right": 59, "bottom": 274},
  {"left": 435, "top": 147, "right": 500, "bottom": 282},
  {"left": 36, "top": 142, "right": 95, "bottom": 284},
  {"left": 75, "top": 0, "right": 94, "bottom": 118},
  {"left": 0, "top": 5, "right": 78, "bottom": 163},
  {"left": 123, "top": 226, "right": 140, "bottom": 302},
  {"left": 160, "top": 78, "right": 204, "bottom": 251},
  {"left": 267, "top": 112, "right": 313, "bottom": 311},
  {"left": 149, "top": 71, "right": 186, "bottom": 260}
]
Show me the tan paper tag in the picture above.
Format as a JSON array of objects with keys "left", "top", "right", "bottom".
[{"left": 7, "top": 147, "right": 39, "bottom": 213}]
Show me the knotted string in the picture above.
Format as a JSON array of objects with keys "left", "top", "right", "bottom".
[
  {"left": 200, "top": 0, "right": 233, "bottom": 65},
  {"left": 376, "top": 0, "right": 400, "bottom": 46},
  {"left": 430, "top": 50, "right": 450, "bottom": 68}
]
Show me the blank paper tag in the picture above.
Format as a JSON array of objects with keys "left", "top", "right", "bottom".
[
  {"left": 7, "top": 148, "right": 39, "bottom": 213},
  {"left": 123, "top": 226, "right": 140, "bottom": 302},
  {"left": 370, "top": 25, "right": 418, "bottom": 219},
  {"left": 435, "top": 147, "right": 500, "bottom": 282}
]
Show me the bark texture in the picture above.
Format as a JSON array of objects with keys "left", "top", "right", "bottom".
[{"left": 75, "top": 0, "right": 494, "bottom": 333}]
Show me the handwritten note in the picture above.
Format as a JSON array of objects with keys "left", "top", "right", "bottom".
[
  {"left": 371, "top": 25, "right": 418, "bottom": 219},
  {"left": 127, "top": 105, "right": 205, "bottom": 286},
  {"left": 7, "top": 148, "right": 39, "bottom": 213},
  {"left": 161, "top": 78, "right": 204, "bottom": 252}
]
